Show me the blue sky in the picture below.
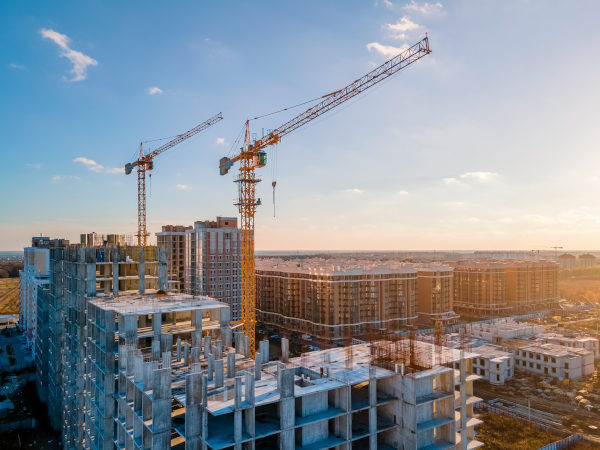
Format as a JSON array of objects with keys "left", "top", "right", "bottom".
[{"left": 2, "top": 1, "right": 600, "bottom": 251}]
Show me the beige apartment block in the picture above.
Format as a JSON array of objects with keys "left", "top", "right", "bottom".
[
  {"left": 416, "top": 264, "right": 459, "bottom": 326},
  {"left": 453, "top": 260, "right": 559, "bottom": 317},
  {"left": 256, "top": 258, "right": 418, "bottom": 342}
]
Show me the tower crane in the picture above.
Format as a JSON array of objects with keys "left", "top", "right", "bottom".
[
  {"left": 220, "top": 37, "right": 431, "bottom": 357},
  {"left": 125, "top": 113, "right": 223, "bottom": 246}
]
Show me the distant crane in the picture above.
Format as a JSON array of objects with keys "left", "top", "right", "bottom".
[
  {"left": 125, "top": 113, "right": 223, "bottom": 246},
  {"left": 551, "top": 246, "right": 563, "bottom": 261},
  {"left": 220, "top": 37, "right": 431, "bottom": 357}
]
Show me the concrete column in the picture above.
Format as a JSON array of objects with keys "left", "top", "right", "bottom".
[
  {"left": 460, "top": 359, "right": 468, "bottom": 450},
  {"left": 184, "top": 342, "right": 189, "bottom": 366},
  {"left": 138, "top": 247, "right": 145, "bottom": 294},
  {"left": 193, "top": 310, "right": 203, "bottom": 331},
  {"left": 279, "top": 365, "right": 295, "bottom": 450},
  {"left": 259, "top": 340, "right": 269, "bottom": 363},
  {"left": 244, "top": 371, "right": 256, "bottom": 441},
  {"left": 369, "top": 365, "right": 377, "bottom": 450},
  {"left": 227, "top": 352, "right": 236, "bottom": 378},
  {"left": 153, "top": 313, "right": 162, "bottom": 338},
  {"left": 161, "top": 334, "right": 173, "bottom": 354},
  {"left": 152, "top": 340, "right": 161, "bottom": 361},
  {"left": 203, "top": 336, "right": 212, "bottom": 359},
  {"left": 281, "top": 338, "right": 289, "bottom": 363},
  {"left": 243, "top": 335, "right": 250, "bottom": 358},
  {"left": 112, "top": 249, "right": 120, "bottom": 296},
  {"left": 254, "top": 352, "right": 262, "bottom": 380},
  {"left": 176, "top": 338, "right": 182, "bottom": 361},
  {"left": 191, "top": 347, "right": 201, "bottom": 366},
  {"left": 185, "top": 371, "right": 203, "bottom": 449},
  {"left": 151, "top": 367, "right": 171, "bottom": 448},
  {"left": 158, "top": 247, "right": 167, "bottom": 291},
  {"left": 220, "top": 306, "right": 230, "bottom": 326},
  {"left": 192, "top": 330, "right": 202, "bottom": 349},
  {"left": 86, "top": 259, "right": 97, "bottom": 297},
  {"left": 215, "top": 358, "right": 224, "bottom": 388},
  {"left": 221, "top": 326, "right": 232, "bottom": 348},
  {"left": 235, "top": 332, "right": 244, "bottom": 354},
  {"left": 215, "top": 340, "right": 223, "bottom": 360},
  {"left": 234, "top": 377, "right": 243, "bottom": 445},
  {"left": 207, "top": 353, "right": 215, "bottom": 381},
  {"left": 162, "top": 351, "right": 171, "bottom": 368}
]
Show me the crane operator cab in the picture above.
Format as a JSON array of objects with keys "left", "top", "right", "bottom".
[{"left": 255, "top": 150, "right": 267, "bottom": 168}]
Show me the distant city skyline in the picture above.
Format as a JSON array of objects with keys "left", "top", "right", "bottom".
[{"left": 2, "top": 1, "right": 600, "bottom": 251}]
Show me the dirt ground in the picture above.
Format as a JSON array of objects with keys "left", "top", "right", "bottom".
[
  {"left": 474, "top": 369, "right": 600, "bottom": 441},
  {"left": 475, "top": 410, "right": 565, "bottom": 449},
  {"left": 0, "top": 279, "right": 19, "bottom": 315}
]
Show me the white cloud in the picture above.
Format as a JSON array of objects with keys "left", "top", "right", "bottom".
[
  {"left": 342, "top": 188, "right": 364, "bottom": 194},
  {"left": 73, "top": 157, "right": 122, "bottom": 174},
  {"left": 366, "top": 42, "right": 408, "bottom": 58},
  {"left": 25, "top": 163, "right": 42, "bottom": 169},
  {"left": 459, "top": 171, "right": 498, "bottom": 182},
  {"left": 216, "top": 137, "right": 227, "bottom": 145},
  {"left": 443, "top": 177, "right": 459, "bottom": 184},
  {"left": 8, "top": 62, "right": 26, "bottom": 70},
  {"left": 40, "top": 28, "right": 97, "bottom": 81},
  {"left": 397, "top": 190, "right": 409, "bottom": 195},
  {"left": 147, "top": 86, "right": 163, "bottom": 95},
  {"left": 176, "top": 184, "right": 190, "bottom": 190},
  {"left": 385, "top": 16, "right": 420, "bottom": 40},
  {"left": 403, "top": 1, "right": 444, "bottom": 16},
  {"left": 52, "top": 175, "right": 61, "bottom": 182},
  {"left": 383, "top": 0, "right": 394, "bottom": 9}
]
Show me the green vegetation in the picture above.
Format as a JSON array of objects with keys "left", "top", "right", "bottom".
[{"left": 476, "top": 411, "right": 565, "bottom": 449}]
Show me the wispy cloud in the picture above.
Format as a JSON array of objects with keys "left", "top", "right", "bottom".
[
  {"left": 176, "top": 184, "right": 190, "bottom": 190},
  {"left": 342, "top": 188, "right": 364, "bottom": 194},
  {"left": 52, "top": 175, "right": 80, "bottom": 183},
  {"left": 73, "top": 157, "right": 123, "bottom": 174},
  {"left": 216, "top": 137, "right": 227, "bottom": 145},
  {"left": 385, "top": 16, "right": 420, "bottom": 40},
  {"left": 8, "top": 62, "right": 27, "bottom": 70},
  {"left": 443, "top": 177, "right": 459, "bottom": 185},
  {"left": 397, "top": 190, "right": 409, "bottom": 196},
  {"left": 366, "top": 42, "right": 408, "bottom": 58},
  {"left": 459, "top": 171, "right": 498, "bottom": 182},
  {"left": 147, "top": 86, "right": 163, "bottom": 95},
  {"left": 40, "top": 28, "right": 97, "bottom": 81},
  {"left": 403, "top": 1, "right": 444, "bottom": 16},
  {"left": 25, "top": 163, "right": 42, "bottom": 169},
  {"left": 383, "top": 0, "right": 394, "bottom": 9}
]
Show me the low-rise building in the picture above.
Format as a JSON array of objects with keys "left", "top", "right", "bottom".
[
  {"left": 538, "top": 333, "right": 600, "bottom": 359},
  {"left": 471, "top": 344, "right": 514, "bottom": 385},
  {"left": 464, "top": 319, "right": 543, "bottom": 344},
  {"left": 511, "top": 342, "right": 594, "bottom": 381}
]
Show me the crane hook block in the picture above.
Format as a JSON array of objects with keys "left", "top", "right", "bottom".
[
  {"left": 220, "top": 157, "right": 233, "bottom": 176},
  {"left": 125, "top": 163, "right": 133, "bottom": 175},
  {"left": 255, "top": 151, "right": 267, "bottom": 168}
]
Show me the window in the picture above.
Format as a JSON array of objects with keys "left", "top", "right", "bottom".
[{"left": 496, "top": 374, "right": 500, "bottom": 382}]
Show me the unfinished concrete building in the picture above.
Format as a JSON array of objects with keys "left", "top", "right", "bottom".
[
  {"left": 156, "top": 225, "right": 192, "bottom": 292},
  {"left": 510, "top": 342, "right": 594, "bottom": 381},
  {"left": 256, "top": 258, "right": 418, "bottom": 342},
  {"left": 415, "top": 265, "right": 459, "bottom": 326}
]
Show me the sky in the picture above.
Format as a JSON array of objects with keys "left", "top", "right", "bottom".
[{"left": 2, "top": 1, "right": 600, "bottom": 251}]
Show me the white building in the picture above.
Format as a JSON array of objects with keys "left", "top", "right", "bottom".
[
  {"left": 19, "top": 246, "right": 49, "bottom": 352},
  {"left": 538, "top": 333, "right": 600, "bottom": 359},
  {"left": 512, "top": 342, "right": 594, "bottom": 381},
  {"left": 465, "top": 318, "right": 543, "bottom": 343},
  {"left": 471, "top": 344, "right": 514, "bottom": 385},
  {"left": 185, "top": 217, "right": 241, "bottom": 321}
]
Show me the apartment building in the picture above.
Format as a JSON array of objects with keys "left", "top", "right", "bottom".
[
  {"left": 471, "top": 344, "right": 514, "bottom": 385},
  {"left": 511, "top": 342, "right": 594, "bottom": 381},
  {"left": 156, "top": 224, "right": 192, "bottom": 292},
  {"left": 416, "top": 264, "right": 459, "bottom": 326},
  {"left": 184, "top": 217, "right": 241, "bottom": 321},
  {"left": 256, "top": 258, "right": 418, "bottom": 342},
  {"left": 453, "top": 260, "right": 559, "bottom": 316},
  {"left": 558, "top": 253, "right": 577, "bottom": 269},
  {"left": 579, "top": 253, "right": 597, "bottom": 268},
  {"left": 538, "top": 333, "right": 600, "bottom": 359}
]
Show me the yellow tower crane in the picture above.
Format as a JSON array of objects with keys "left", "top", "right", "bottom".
[
  {"left": 125, "top": 113, "right": 223, "bottom": 246},
  {"left": 220, "top": 37, "right": 431, "bottom": 357}
]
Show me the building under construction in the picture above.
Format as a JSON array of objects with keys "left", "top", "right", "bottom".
[
  {"left": 33, "top": 244, "right": 483, "bottom": 449},
  {"left": 256, "top": 258, "right": 419, "bottom": 342},
  {"left": 452, "top": 259, "right": 559, "bottom": 316}
]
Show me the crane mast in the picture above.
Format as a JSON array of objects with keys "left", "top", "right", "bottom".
[
  {"left": 126, "top": 112, "right": 223, "bottom": 246},
  {"left": 220, "top": 37, "right": 431, "bottom": 357}
]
